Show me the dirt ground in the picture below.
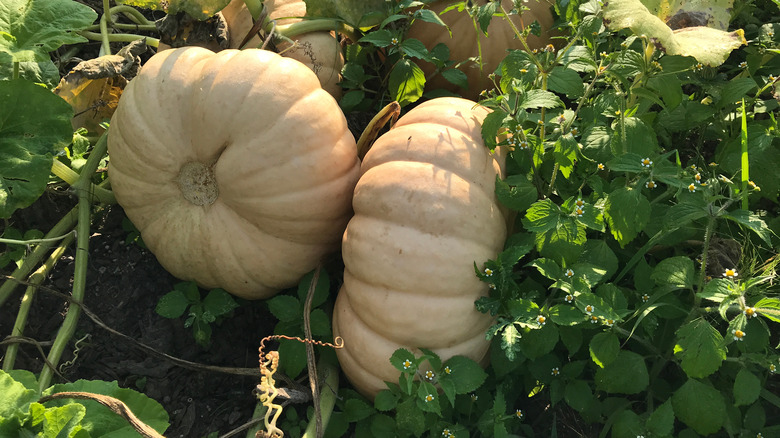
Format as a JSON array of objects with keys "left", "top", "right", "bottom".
[{"left": 1, "top": 195, "right": 277, "bottom": 437}]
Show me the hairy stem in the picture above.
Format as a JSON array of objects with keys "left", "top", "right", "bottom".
[
  {"left": 51, "top": 159, "right": 116, "bottom": 204},
  {"left": 38, "top": 133, "right": 108, "bottom": 391},
  {"left": 2, "top": 234, "right": 73, "bottom": 371}
]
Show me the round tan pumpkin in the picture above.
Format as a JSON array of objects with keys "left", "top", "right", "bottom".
[
  {"left": 332, "top": 97, "right": 507, "bottom": 399},
  {"left": 406, "top": 0, "right": 556, "bottom": 99},
  {"left": 107, "top": 47, "right": 360, "bottom": 299},
  {"left": 221, "top": 0, "right": 344, "bottom": 99}
]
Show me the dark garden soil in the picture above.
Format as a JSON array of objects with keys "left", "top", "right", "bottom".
[{"left": 1, "top": 193, "right": 277, "bottom": 437}]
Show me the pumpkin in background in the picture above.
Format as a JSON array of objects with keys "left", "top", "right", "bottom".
[
  {"left": 332, "top": 97, "right": 507, "bottom": 399},
  {"left": 221, "top": 0, "right": 345, "bottom": 99},
  {"left": 406, "top": 0, "right": 556, "bottom": 99},
  {"left": 107, "top": 47, "right": 359, "bottom": 299}
]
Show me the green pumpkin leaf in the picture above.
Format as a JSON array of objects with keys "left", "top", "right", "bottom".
[
  {"left": 594, "top": 350, "right": 649, "bottom": 394},
  {"left": 672, "top": 378, "right": 726, "bottom": 435},
  {"left": 0, "top": 79, "right": 73, "bottom": 218},
  {"left": 388, "top": 59, "right": 425, "bottom": 106},
  {"left": 604, "top": 186, "right": 651, "bottom": 247},
  {"left": 43, "top": 379, "right": 169, "bottom": 435},
  {"left": 589, "top": 331, "right": 620, "bottom": 368},
  {"left": 674, "top": 318, "right": 726, "bottom": 378},
  {"left": 41, "top": 403, "right": 86, "bottom": 437},
  {"left": 0, "top": 0, "right": 97, "bottom": 63}
]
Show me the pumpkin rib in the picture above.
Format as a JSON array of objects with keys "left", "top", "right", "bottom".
[
  {"left": 341, "top": 271, "right": 494, "bottom": 346},
  {"left": 342, "top": 216, "right": 500, "bottom": 296},
  {"left": 352, "top": 162, "right": 505, "bottom": 243}
]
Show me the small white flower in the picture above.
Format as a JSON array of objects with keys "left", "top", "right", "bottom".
[
  {"left": 402, "top": 359, "right": 412, "bottom": 370},
  {"left": 565, "top": 269, "right": 575, "bottom": 278},
  {"left": 744, "top": 307, "right": 757, "bottom": 318},
  {"left": 688, "top": 183, "right": 696, "bottom": 193},
  {"left": 484, "top": 268, "right": 494, "bottom": 277},
  {"left": 565, "top": 294, "right": 574, "bottom": 303},
  {"left": 584, "top": 304, "right": 595, "bottom": 315},
  {"left": 641, "top": 294, "right": 650, "bottom": 303},
  {"left": 551, "top": 367, "right": 560, "bottom": 376},
  {"left": 732, "top": 329, "right": 746, "bottom": 341},
  {"left": 723, "top": 268, "right": 738, "bottom": 279},
  {"left": 424, "top": 393, "right": 435, "bottom": 402},
  {"left": 516, "top": 409, "right": 524, "bottom": 419},
  {"left": 536, "top": 315, "right": 547, "bottom": 326},
  {"left": 641, "top": 158, "right": 653, "bottom": 167},
  {"left": 645, "top": 180, "right": 656, "bottom": 189},
  {"left": 424, "top": 370, "right": 435, "bottom": 381}
]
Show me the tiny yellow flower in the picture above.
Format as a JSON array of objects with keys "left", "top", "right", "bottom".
[
  {"left": 519, "top": 140, "right": 530, "bottom": 149},
  {"left": 424, "top": 370, "right": 435, "bottom": 380},
  {"left": 571, "top": 127, "right": 579, "bottom": 136},
  {"left": 484, "top": 268, "right": 494, "bottom": 277},
  {"left": 605, "top": 319, "right": 614, "bottom": 327},
  {"left": 391, "top": 37, "right": 399, "bottom": 45},
  {"left": 739, "top": 61, "right": 747, "bottom": 68},
  {"left": 575, "top": 207, "right": 584, "bottom": 217},
  {"left": 641, "top": 157, "right": 653, "bottom": 167},
  {"left": 488, "top": 283, "right": 496, "bottom": 290},
  {"left": 744, "top": 307, "right": 757, "bottom": 318},
  {"left": 641, "top": 294, "right": 650, "bottom": 303},
  {"left": 565, "top": 294, "right": 574, "bottom": 303},
  {"left": 599, "top": 65, "right": 608, "bottom": 74},
  {"left": 519, "top": 68, "right": 528, "bottom": 73},
  {"left": 536, "top": 315, "right": 547, "bottom": 326},
  {"left": 425, "top": 393, "right": 435, "bottom": 402},
  {"left": 442, "top": 429, "right": 452, "bottom": 437},
  {"left": 551, "top": 367, "right": 560, "bottom": 376},
  {"left": 565, "top": 268, "right": 575, "bottom": 278},
  {"left": 600, "top": 51, "right": 607, "bottom": 58},
  {"left": 688, "top": 183, "right": 696, "bottom": 192},
  {"left": 402, "top": 359, "right": 412, "bottom": 370},
  {"left": 770, "top": 364, "right": 776, "bottom": 373},
  {"left": 723, "top": 268, "right": 738, "bottom": 279},
  {"left": 585, "top": 304, "right": 595, "bottom": 314},
  {"left": 516, "top": 409, "right": 524, "bottom": 419},
  {"left": 645, "top": 180, "right": 656, "bottom": 189},
  {"left": 733, "top": 329, "right": 746, "bottom": 341},
  {"left": 444, "top": 366, "right": 452, "bottom": 374},
  {"left": 575, "top": 198, "right": 585, "bottom": 207},
  {"left": 598, "top": 163, "right": 605, "bottom": 171},
  {"left": 770, "top": 74, "right": 778, "bottom": 82},
  {"left": 694, "top": 173, "right": 702, "bottom": 182},
  {"left": 590, "top": 315, "right": 599, "bottom": 323},
  {"left": 470, "top": 393, "right": 478, "bottom": 401}
]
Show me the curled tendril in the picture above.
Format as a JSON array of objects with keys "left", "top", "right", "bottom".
[{"left": 255, "top": 335, "right": 344, "bottom": 438}]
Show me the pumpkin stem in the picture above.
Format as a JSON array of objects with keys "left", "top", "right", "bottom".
[{"left": 355, "top": 101, "right": 401, "bottom": 160}]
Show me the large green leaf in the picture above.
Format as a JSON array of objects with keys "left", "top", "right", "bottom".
[
  {"left": 602, "top": 0, "right": 746, "bottom": 66},
  {"left": 42, "top": 379, "right": 170, "bottom": 436},
  {"left": 0, "top": 79, "right": 73, "bottom": 218},
  {"left": 673, "top": 318, "right": 726, "bottom": 378},
  {"left": 0, "top": 0, "right": 97, "bottom": 63}
]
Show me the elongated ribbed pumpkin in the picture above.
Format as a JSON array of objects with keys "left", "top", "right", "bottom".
[
  {"left": 332, "top": 97, "right": 507, "bottom": 398},
  {"left": 107, "top": 47, "right": 359, "bottom": 299}
]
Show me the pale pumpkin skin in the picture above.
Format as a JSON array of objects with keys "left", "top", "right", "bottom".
[
  {"left": 407, "top": 0, "right": 556, "bottom": 99},
  {"left": 107, "top": 47, "right": 360, "bottom": 299},
  {"left": 332, "top": 97, "right": 507, "bottom": 399},
  {"left": 221, "top": 0, "right": 344, "bottom": 99}
]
